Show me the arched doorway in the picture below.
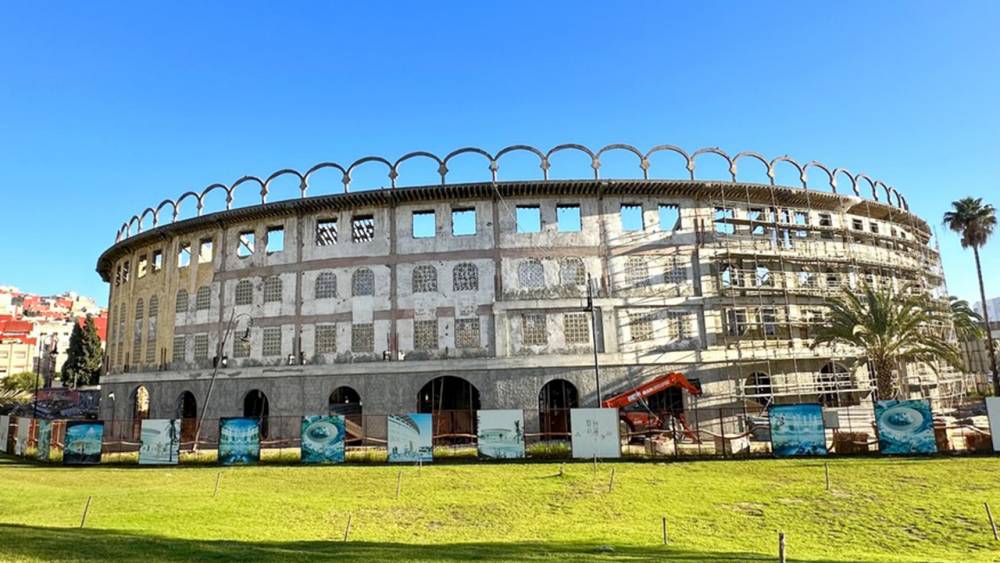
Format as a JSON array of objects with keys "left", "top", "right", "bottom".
[
  {"left": 131, "top": 385, "right": 150, "bottom": 440},
  {"left": 329, "top": 386, "right": 363, "bottom": 443},
  {"left": 538, "top": 379, "right": 578, "bottom": 438},
  {"left": 417, "top": 376, "right": 480, "bottom": 442},
  {"left": 175, "top": 391, "right": 198, "bottom": 445},
  {"left": 243, "top": 389, "right": 270, "bottom": 439}
]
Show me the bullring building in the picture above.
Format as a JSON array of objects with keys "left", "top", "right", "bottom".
[{"left": 96, "top": 143, "right": 960, "bottom": 443}]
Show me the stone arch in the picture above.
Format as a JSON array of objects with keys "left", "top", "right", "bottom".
[
  {"left": 131, "top": 385, "right": 150, "bottom": 440},
  {"left": 243, "top": 389, "right": 270, "bottom": 439},
  {"left": 538, "top": 379, "right": 579, "bottom": 438},
  {"left": 418, "top": 375, "right": 481, "bottom": 442},
  {"left": 329, "top": 386, "right": 363, "bottom": 443},
  {"left": 176, "top": 391, "right": 198, "bottom": 444}
]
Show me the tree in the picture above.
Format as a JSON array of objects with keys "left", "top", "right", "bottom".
[
  {"left": 0, "top": 371, "right": 41, "bottom": 394},
  {"left": 943, "top": 197, "right": 999, "bottom": 395},
  {"left": 812, "top": 285, "right": 963, "bottom": 399},
  {"left": 61, "top": 315, "right": 103, "bottom": 387},
  {"left": 949, "top": 296, "right": 985, "bottom": 340}
]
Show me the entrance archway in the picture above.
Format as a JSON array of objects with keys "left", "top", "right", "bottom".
[
  {"left": 176, "top": 391, "right": 198, "bottom": 444},
  {"left": 538, "top": 379, "right": 578, "bottom": 438},
  {"left": 417, "top": 376, "right": 480, "bottom": 441},
  {"left": 243, "top": 389, "right": 270, "bottom": 439},
  {"left": 131, "top": 385, "right": 150, "bottom": 440},
  {"left": 329, "top": 386, "right": 363, "bottom": 443}
]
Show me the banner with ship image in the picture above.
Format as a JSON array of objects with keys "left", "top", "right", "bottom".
[{"left": 477, "top": 409, "right": 524, "bottom": 459}]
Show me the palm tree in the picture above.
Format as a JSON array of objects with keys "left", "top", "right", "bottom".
[
  {"left": 943, "top": 197, "right": 999, "bottom": 394},
  {"left": 949, "top": 296, "right": 985, "bottom": 341},
  {"left": 812, "top": 285, "right": 963, "bottom": 399}
]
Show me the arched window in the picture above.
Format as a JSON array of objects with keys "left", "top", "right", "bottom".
[
  {"left": 352, "top": 268, "right": 374, "bottom": 296},
  {"left": 145, "top": 296, "right": 159, "bottom": 364},
  {"left": 744, "top": 372, "right": 772, "bottom": 406},
  {"left": 195, "top": 286, "right": 211, "bottom": 310},
  {"left": 412, "top": 265, "right": 438, "bottom": 293},
  {"left": 518, "top": 259, "right": 545, "bottom": 289},
  {"left": 329, "top": 386, "right": 362, "bottom": 442},
  {"left": 559, "top": 258, "right": 586, "bottom": 287},
  {"left": 131, "top": 385, "right": 150, "bottom": 440},
  {"left": 625, "top": 256, "right": 650, "bottom": 288},
  {"left": 263, "top": 276, "right": 282, "bottom": 303},
  {"left": 175, "top": 289, "right": 189, "bottom": 313},
  {"left": 538, "top": 379, "right": 579, "bottom": 437},
  {"left": 176, "top": 391, "right": 198, "bottom": 444},
  {"left": 243, "top": 389, "right": 270, "bottom": 439},
  {"left": 132, "top": 298, "right": 144, "bottom": 364},
  {"left": 234, "top": 280, "right": 253, "bottom": 306},
  {"left": 452, "top": 262, "right": 479, "bottom": 291},
  {"left": 117, "top": 303, "right": 126, "bottom": 365},
  {"left": 315, "top": 271, "right": 337, "bottom": 299}
]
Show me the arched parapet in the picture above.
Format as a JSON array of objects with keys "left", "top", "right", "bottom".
[
  {"left": 645, "top": 144, "right": 693, "bottom": 179},
  {"left": 692, "top": 147, "right": 734, "bottom": 181},
  {"left": 127, "top": 215, "right": 141, "bottom": 237},
  {"left": 304, "top": 162, "right": 349, "bottom": 195},
  {"left": 117, "top": 223, "right": 130, "bottom": 242},
  {"left": 174, "top": 191, "right": 200, "bottom": 221},
  {"left": 770, "top": 155, "right": 806, "bottom": 188},
  {"left": 733, "top": 151, "right": 772, "bottom": 184},
  {"left": 345, "top": 156, "right": 393, "bottom": 192},
  {"left": 138, "top": 207, "right": 157, "bottom": 231},
  {"left": 154, "top": 199, "right": 177, "bottom": 225},
  {"left": 546, "top": 143, "right": 598, "bottom": 180},
  {"left": 230, "top": 176, "right": 266, "bottom": 206},
  {"left": 898, "top": 193, "right": 909, "bottom": 211},
  {"left": 495, "top": 145, "right": 547, "bottom": 181},
  {"left": 199, "top": 183, "right": 230, "bottom": 215},
  {"left": 832, "top": 168, "right": 859, "bottom": 196},
  {"left": 874, "top": 181, "right": 893, "bottom": 206},
  {"left": 443, "top": 147, "right": 495, "bottom": 183},
  {"left": 595, "top": 143, "right": 645, "bottom": 179},
  {"left": 264, "top": 169, "right": 306, "bottom": 201},
  {"left": 394, "top": 151, "right": 445, "bottom": 186},
  {"left": 803, "top": 161, "right": 835, "bottom": 193},
  {"left": 854, "top": 173, "right": 878, "bottom": 201}
]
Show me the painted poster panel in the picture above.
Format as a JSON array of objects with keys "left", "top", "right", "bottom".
[
  {"left": 0, "top": 415, "right": 9, "bottom": 454},
  {"left": 35, "top": 420, "right": 52, "bottom": 462},
  {"left": 875, "top": 399, "right": 937, "bottom": 455},
  {"left": 570, "top": 408, "right": 621, "bottom": 459},
  {"left": 986, "top": 397, "right": 1000, "bottom": 452},
  {"left": 14, "top": 417, "right": 31, "bottom": 456},
  {"left": 139, "top": 419, "right": 181, "bottom": 465},
  {"left": 768, "top": 404, "right": 827, "bottom": 457},
  {"left": 218, "top": 417, "right": 260, "bottom": 465},
  {"left": 301, "top": 415, "right": 345, "bottom": 464},
  {"left": 388, "top": 414, "right": 433, "bottom": 463},
  {"left": 63, "top": 421, "right": 104, "bottom": 465},
  {"left": 477, "top": 409, "right": 525, "bottom": 459}
]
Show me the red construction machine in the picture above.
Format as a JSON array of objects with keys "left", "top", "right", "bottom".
[{"left": 601, "top": 372, "right": 702, "bottom": 443}]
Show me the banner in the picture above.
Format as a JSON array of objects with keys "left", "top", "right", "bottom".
[
  {"left": 874, "top": 399, "right": 937, "bottom": 455},
  {"left": 64, "top": 421, "right": 104, "bottom": 465},
  {"left": 300, "top": 415, "right": 345, "bottom": 463},
  {"left": 985, "top": 398, "right": 1000, "bottom": 452},
  {"left": 14, "top": 417, "right": 31, "bottom": 456},
  {"left": 218, "top": 418, "right": 260, "bottom": 465},
  {"left": 139, "top": 419, "right": 181, "bottom": 465},
  {"left": 769, "top": 404, "right": 827, "bottom": 457},
  {"left": 36, "top": 420, "right": 52, "bottom": 461},
  {"left": 0, "top": 415, "right": 9, "bottom": 453},
  {"left": 477, "top": 409, "right": 525, "bottom": 459},
  {"left": 570, "top": 408, "right": 620, "bottom": 459},
  {"left": 388, "top": 414, "right": 432, "bottom": 463}
]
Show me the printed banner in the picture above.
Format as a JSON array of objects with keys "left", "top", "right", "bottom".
[
  {"left": 769, "top": 404, "right": 828, "bottom": 457},
  {"left": 218, "top": 418, "right": 260, "bottom": 465},
  {"left": 64, "top": 421, "right": 104, "bottom": 465},
  {"left": 570, "top": 408, "right": 621, "bottom": 459},
  {"left": 875, "top": 399, "right": 937, "bottom": 455},
  {"left": 0, "top": 415, "right": 9, "bottom": 454},
  {"left": 477, "top": 409, "right": 525, "bottom": 459},
  {"left": 986, "top": 397, "right": 1000, "bottom": 452},
  {"left": 14, "top": 417, "right": 31, "bottom": 456},
  {"left": 139, "top": 419, "right": 181, "bottom": 465},
  {"left": 36, "top": 420, "right": 52, "bottom": 461},
  {"left": 388, "top": 413, "right": 433, "bottom": 463},
  {"left": 301, "top": 415, "right": 345, "bottom": 463}
]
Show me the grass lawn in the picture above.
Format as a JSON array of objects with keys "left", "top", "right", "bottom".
[{"left": 1, "top": 455, "right": 999, "bottom": 562}]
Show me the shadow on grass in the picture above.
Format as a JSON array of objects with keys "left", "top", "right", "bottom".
[{"left": 0, "top": 524, "right": 875, "bottom": 562}]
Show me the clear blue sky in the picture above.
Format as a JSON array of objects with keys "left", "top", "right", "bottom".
[{"left": 1, "top": 2, "right": 998, "bottom": 307}]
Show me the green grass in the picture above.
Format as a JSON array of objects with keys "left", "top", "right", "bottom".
[{"left": 1, "top": 455, "right": 999, "bottom": 562}]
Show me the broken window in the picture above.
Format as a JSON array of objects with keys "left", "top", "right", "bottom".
[
  {"left": 266, "top": 226, "right": 284, "bottom": 253},
  {"left": 262, "top": 327, "right": 282, "bottom": 356},
  {"left": 315, "top": 324, "right": 337, "bottom": 354},
  {"left": 234, "top": 280, "right": 253, "bottom": 306},
  {"left": 137, "top": 255, "right": 148, "bottom": 278},
  {"left": 351, "top": 323, "right": 374, "bottom": 353},
  {"left": 316, "top": 218, "right": 338, "bottom": 246},
  {"left": 263, "top": 276, "right": 282, "bottom": 303},
  {"left": 351, "top": 215, "right": 375, "bottom": 243},
  {"left": 412, "top": 211, "right": 436, "bottom": 238},
  {"left": 629, "top": 312, "right": 653, "bottom": 342},
  {"left": 195, "top": 286, "right": 211, "bottom": 311},
  {"left": 199, "top": 238, "right": 213, "bottom": 264},
  {"left": 556, "top": 204, "right": 581, "bottom": 232},
  {"left": 658, "top": 204, "right": 681, "bottom": 232},
  {"left": 455, "top": 318, "right": 480, "bottom": 348},
  {"left": 620, "top": 204, "right": 644, "bottom": 232},
  {"left": 452, "top": 262, "right": 479, "bottom": 291},
  {"left": 818, "top": 213, "right": 833, "bottom": 240},
  {"left": 238, "top": 231, "right": 255, "bottom": 257},
  {"left": 625, "top": 256, "right": 650, "bottom": 288},
  {"left": 194, "top": 334, "right": 209, "bottom": 359},
  {"left": 563, "top": 313, "right": 590, "bottom": 344},
  {"left": 794, "top": 211, "right": 809, "bottom": 238},
  {"left": 451, "top": 208, "right": 476, "bottom": 236},
  {"left": 521, "top": 313, "right": 547, "bottom": 346},
  {"left": 152, "top": 250, "right": 163, "bottom": 272},
  {"left": 315, "top": 272, "right": 337, "bottom": 299},
  {"left": 121, "top": 260, "right": 130, "bottom": 282},
  {"left": 115, "top": 263, "right": 122, "bottom": 286},
  {"left": 714, "top": 207, "right": 735, "bottom": 234},
  {"left": 412, "top": 265, "right": 438, "bottom": 293},
  {"left": 414, "top": 319, "right": 438, "bottom": 350},
  {"left": 749, "top": 208, "right": 767, "bottom": 236},
  {"left": 175, "top": 290, "right": 189, "bottom": 313},
  {"left": 518, "top": 259, "right": 545, "bottom": 289},
  {"left": 352, "top": 268, "right": 374, "bottom": 296},
  {"left": 516, "top": 205, "right": 541, "bottom": 233},
  {"left": 761, "top": 308, "right": 778, "bottom": 336},
  {"left": 560, "top": 258, "right": 586, "bottom": 287},
  {"left": 178, "top": 243, "right": 191, "bottom": 268},
  {"left": 726, "top": 308, "right": 749, "bottom": 336}
]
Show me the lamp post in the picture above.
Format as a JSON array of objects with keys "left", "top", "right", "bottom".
[
  {"left": 108, "top": 392, "right": 116, "bottom": 459},
  {"left": 192, "top": 311, "right": 253, "bottom": 453},
  {"left": 585, "top": 273, "right": 603, "bottom": 406}
]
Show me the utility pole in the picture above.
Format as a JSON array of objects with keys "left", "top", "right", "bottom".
[
  {"left": 192, "top": 311, "right": 253, "bottom": 452},
  {"left": 586, "top": 273, "right": 603, "bottom": 406}
]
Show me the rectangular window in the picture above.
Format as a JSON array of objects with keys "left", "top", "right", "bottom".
[
  {"left": 658, "top": 204, "right": 680, "bottom": 232},
  {"left": 664, "top": 256, "right": 687, "bottom": 284},
  {"left": 793, "top": 211, "right": 809, "bottom": 238},
  {"left": 352, "top": 215, "right": 375, "bottom": 243},
  {"left": 413, "top": 319, "right": 439, "bottom": 350},
  {"left": 262, "top": 327, "right": 282, "bottom": 356},
  {"left": 315, "top": 324, "right": 337, "bottom": 354},
  {"left": 629, "top": 312, "right": 654, "bottom": 342},
  {"left": 122, "top": 260, "right": 130, "bottom": 282},
  {"left": 233, "top": 336, "right": 250, "bottom": 358},
  {"left": 351, "top": 323, "right": 374, "bottom": 353},
  {"left": 316, "top": 218, "right": 338, "bottom": 246},
  {"left": 137, "top": 255, "right": 148, "bottom": 278},
  {"left": 238, "top": 231, "right": 255, "bottom": 257},
  {"left": 451, "top": 208, "right": 476, "bottom": 236},
  {"left": 556, "top": 204, "right": 582, "bottom": 232},
  {"left": 266, "top": 226, "right": 284, "bottom": 253},
  {"left": 199, "top": 238, "right": 213, "bottom": 263},
  {"left": 172, "top": 336, "right": 186, "bottom": 363},
  {"left": 152, "top": 250, "right": 163, "bottom": 272},
  {"left": 521, "top": 313, "right": 547, "bottom": 346},
  {"left": 412, "top": 210, "right": 436, "bottom": 238},
  {"left": 714, "top": 207, "right": 735, "bottom": 234},
  {"left": 818, "top": 213, "right": 833, "bottom": 240},
  {"left": 761, "top": 308, "right": 778, "bottom": 336},
  {"left": 178, "top": 243, "right": 191, "bottom": 268},
  {"left": 870, "top": 222, "right": 880, "bottom": 235},
  {"left": 726, "top": 309, "right": 748, "bottom": 336},
  {"left": 194, "top": 334, "right": 209, "bottom": 359},
  {"left": 666, "top": 312, "right": 690, "bottom": 340},
  {"left": 516, "top": 205, "right": 541, "bottom": 233},
  {"left": 749, "top": 208, "right": 767, "bottom": 236},
  {"left": 455, "top": 318, "right": 480, "bottom": 348},
  {"left": 851, "top": 218, "right": 864, "bottom": 231},
  {"left": 563, "top": 313, "right": 590, "bottom": 344},
  {"left": 620, "top": 204, "right": 644, "bottom": 232}
]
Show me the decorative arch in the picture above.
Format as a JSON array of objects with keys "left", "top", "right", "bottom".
[
  {"left": 418, "top": 375, "right": 481, "bottom": 442},
  {"left": 691, "top": 147, "right": 734, "bottom": 181},
  {"left": 345, "top": 156, "right": 394, "bottom": 191},
  {"left": 495, "top": 144, "right": 547, "bottom": 181},
  {"left": 131, "top": 385, "right": 151, "bottom": 440},
  {"left": 243, "top": 389, "right": 270, "bottom": 439},
  {"left": 176, "top": 391, "right": 198, "bottom": 444},
  {"left": 394, "top": 151, "right": 446, "bottom": 186},
  {"left": 264, "top": 169, "right": 307, "bottom": 202},
  {"left": 329, "top": 386, "right": 363, "bottom": 443},
  {"left": 538, "top": 379, "right": 579, "bottom": 438}
]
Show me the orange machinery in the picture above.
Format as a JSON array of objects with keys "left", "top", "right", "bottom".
[{"left": 601, "top": 372, "right": 702, "bottom": 442}]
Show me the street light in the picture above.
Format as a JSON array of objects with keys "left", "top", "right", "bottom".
[
  {"left": 192, "top": 311, "right": 253, "bottom": 452},
  {"left": 584, "top": 273, "right": 603, "bottom": 406}
]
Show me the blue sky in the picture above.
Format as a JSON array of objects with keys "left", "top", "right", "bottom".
[{"left": 1, "top": 2, "right": 998, "bottom": 306}]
